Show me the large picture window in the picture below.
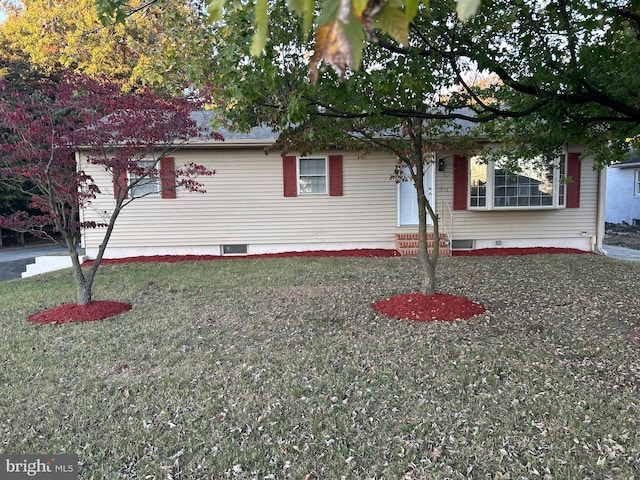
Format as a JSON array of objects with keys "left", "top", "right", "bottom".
[{"left": 469, "top": 154, "right": 567, "bottom": 209}]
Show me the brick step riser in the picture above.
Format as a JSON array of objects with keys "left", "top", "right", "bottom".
[
  {"left": 395, "top": 233, "right": 451, "bottom": 257},
  {"left": 396, "top": 241, "right": 449, "bottom": 248},
  {"left": 395, "top": 234, "right": 445, "bottom": 241},
  {"left": 397, "top": 248, "right": 451, "bottom": 257}
]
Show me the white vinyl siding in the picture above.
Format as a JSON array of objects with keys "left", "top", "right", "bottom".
[
  {"left": 79, "top": 145, "right": 599, "bottom": 257},
  {"left": 80, "top": 149, "right": 398, "bottom": 255}
]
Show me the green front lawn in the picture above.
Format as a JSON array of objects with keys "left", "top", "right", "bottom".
[{"left": 0, "top": 254, "right": 638, "bottom": 478}]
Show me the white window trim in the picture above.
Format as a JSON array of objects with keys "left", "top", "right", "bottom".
[
  {"left": 469, "top": 153, "right": 567, "bottom": 211},
  {"left": 635, "top": 170, "right": 640, "bottom": 198},
  {"left": 129, "top": 159, "right": 160, "bottom": 198},
  {"left": 298, "top": 157, "right": 328, "bottom": 195}
]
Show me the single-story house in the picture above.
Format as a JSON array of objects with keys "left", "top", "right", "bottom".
[
  {"left": 77, "top": 123, "right": 605, "bottom": 259},
  {"left": 605, "top": 157, "right": 640, "bottom": 226}
]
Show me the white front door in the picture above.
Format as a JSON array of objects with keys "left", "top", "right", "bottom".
[{"left": 399, "top": 164, "right": 435, "bottom": 226}]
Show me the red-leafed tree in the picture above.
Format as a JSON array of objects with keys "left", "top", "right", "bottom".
[{"left": 0, "top": 73, "right": 219, "bottom": 305}]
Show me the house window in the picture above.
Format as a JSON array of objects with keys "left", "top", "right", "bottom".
[
  {"left": 282, "top": 155, "right": 342, "bottom": 197},
  {"left": 469, "top": 157, "right": 487, "bottom": 207},
  {"left": 469, "top": 154, "right": 567, "bottom": 209},
  {"left": 635, "top": 170, "right": 640, "bottom": 197},
  {"left": 299, "top": 157, "right": 327, "bottom": 194},
  {"left": 129, "top": 160, "right": 159, "bottom": 198}
]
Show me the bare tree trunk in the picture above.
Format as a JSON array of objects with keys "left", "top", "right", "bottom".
[
  {"left": 73, "top": 199, "right": 128, "bottom": 305},
  {"left": 75, "top": 276, "right": 92, "bottom": 305},
  {"left": 407, "top": 121, "right": 439, "bottom": 296},
  {"left": 414, "top": 165, "right": 438, "bottom": 295},
  {"left": 58, "top": 224, "right": 93, "bottom": 305}
]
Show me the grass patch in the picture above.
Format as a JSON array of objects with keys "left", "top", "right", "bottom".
[{"left": 0, "top": 254, "right": 639, "bottom": 478}]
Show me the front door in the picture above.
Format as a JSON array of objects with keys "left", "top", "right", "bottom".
[{"left": 399, "top": 163, "right": 435, "bottom": 226}]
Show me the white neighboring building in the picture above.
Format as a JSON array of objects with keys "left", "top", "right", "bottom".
[{"left": 605, "top": 158, "right": 640, "bottom": 225}]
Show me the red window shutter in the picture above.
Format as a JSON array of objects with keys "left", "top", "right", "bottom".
[
  {"left": 566, "top": 152, "right": 581, "bottom": 208},
  {"left": 113, "top": 167, "right": 128, "bottom": 199},
  {"left": 453, "top": 155, "right": 468, "bottom": 210},
  {"left": 329, "top": 155, "right": 343, "bottom": 196},
  {"left": 282, "top": 155, "right": 297, "bottom": 197},
  {"left": 160, "top": 157, "right": 176, "bottom": 199}
]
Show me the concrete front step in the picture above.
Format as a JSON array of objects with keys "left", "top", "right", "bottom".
[{"left": 22, "top": 254, "right": 86, "bottom": 278}]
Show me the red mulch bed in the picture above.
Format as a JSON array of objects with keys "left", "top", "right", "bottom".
[
  {"left": 82, "top": 249, "right": 400, "bottom": 266},
  {"left": 37, "top": 247, "right": 590, "bottom": 325},
  {"left": 453, "top": 247, "right": 590, "bottom": 256},
  {"left": 372, "top": 292, "right": 487, "bottom": 322},
  {"left": 28, "top": 301, "right": 132, "bottom": 324}
]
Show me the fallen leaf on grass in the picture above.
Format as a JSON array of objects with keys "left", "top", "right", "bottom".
[{"left": 429, "top": 446, "right": 443, "bottom": 459}]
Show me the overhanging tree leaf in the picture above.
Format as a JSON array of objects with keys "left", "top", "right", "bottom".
[
  {"left": 251, "top": 0, "right": 270, "bottom": 55},
  {"left": 311, "top": 0, "right": 360, "bottom": 82},
  {"left": 207, "top": 0, "right": 228, "bottom": 21},
  {"left": 456, "top": 0, "right": 481, "bottom": 21},
  {"left": 93, "top": 0, "right": 487, "bottom": 82},
  {"left": 286, "top": 0, "right": 316, "bottom": 36},
  {"left": 405, "top": 0, "right": 422, "bottom": 23},
  {"left": 375, "top": 0, "right": 410, "bottom": 46}
]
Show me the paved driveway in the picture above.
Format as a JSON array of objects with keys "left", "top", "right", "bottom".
[
  {"left": 603, "top": 245, "right": 640, "bottom": 262},
  {"left": 0, "top": 245, "right": 67, "bottom": 282}
]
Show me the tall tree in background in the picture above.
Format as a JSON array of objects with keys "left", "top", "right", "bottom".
[
  {"left": 0, "top": 0, "right": 215, "bottom": 91},
  {"left": 0, "top": 73, "right": 217, "bottom": 305}
]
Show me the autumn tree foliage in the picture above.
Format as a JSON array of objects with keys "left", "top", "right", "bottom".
[
  {"left": 0, "top": 73, "right": 217, "bottom": 305},
  {"left": 0, "top": 0, "right": 215, "bottom": 92}
]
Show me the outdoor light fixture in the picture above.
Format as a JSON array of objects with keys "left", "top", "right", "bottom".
[{"left": 438, "top": 158, "right": 445, "bottom": 171}]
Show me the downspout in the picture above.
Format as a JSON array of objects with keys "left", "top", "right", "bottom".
[{"left": 594, "top": 166, "right": 607, "bottom": 254}]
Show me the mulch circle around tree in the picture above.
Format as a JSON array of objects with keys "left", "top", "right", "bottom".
[
  {"left": 372, "top": 292, "right": 487, "bottom": 322},
  {"left": 33, "top": 247, "right": 592, "bottom": 325},
  {"left": 27, "top": 301, "right": 132, "bottom": 325}
]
